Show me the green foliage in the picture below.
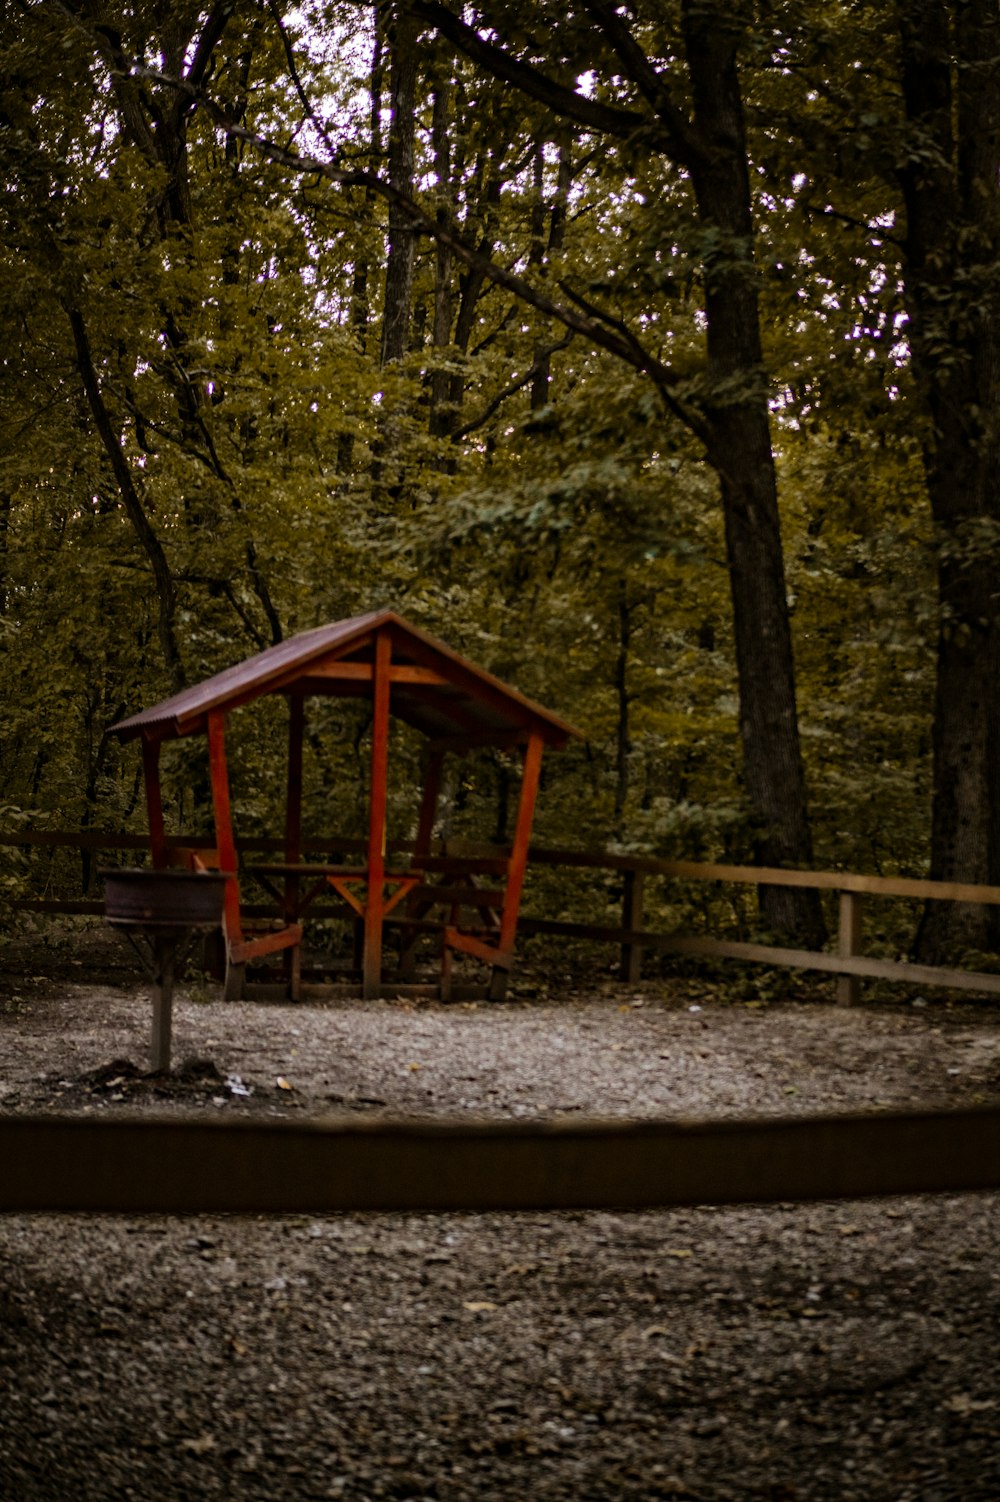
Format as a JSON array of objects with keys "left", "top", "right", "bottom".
[{"left": 0, "top": 0, "right": 992, "bottom": 961}]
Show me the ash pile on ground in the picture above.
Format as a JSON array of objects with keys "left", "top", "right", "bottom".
[{"left": 1, "top": 948, "right": 999, "bottom": 1501}]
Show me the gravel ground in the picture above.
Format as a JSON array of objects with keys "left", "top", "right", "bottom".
[{"left": 2, "top": 941, "right": 1000, "bottom": 1501}]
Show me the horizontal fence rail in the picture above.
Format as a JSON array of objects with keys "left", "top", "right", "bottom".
[
  {"left": 2, "top": 1107, "right": 999, "bottom": 1215},
  {"left": 5, "top": 829, "right": 1000, "bottom": 999}
]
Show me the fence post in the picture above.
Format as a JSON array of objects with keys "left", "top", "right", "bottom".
[
  {"left": 837, "top": 890, "right": 863, "bottom": 1005},
  {"left": 620, "top": 869, "right": 645, "bottom": 983}
]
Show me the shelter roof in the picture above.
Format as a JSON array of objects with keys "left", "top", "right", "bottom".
[{"left": 110, "top": 610, "right": 582, "bottom": 749}]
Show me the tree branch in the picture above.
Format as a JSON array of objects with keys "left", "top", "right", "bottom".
[
  {"left": 451, "top": 333, "right": 575, "bottom": 440},
  {"left": 131, "top": 66, "right": 711, "bottom": 444},
  {"left": 580, "top": 0, "right": 704, "bottom": 165},
  {"left": 408, "top": 0, "right": 662, "bottom": 147},
  {"left": 66, "top": 305, "right": 185, "bottom": 690}
]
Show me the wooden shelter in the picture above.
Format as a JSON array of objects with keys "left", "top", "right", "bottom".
[{"left": 110, "top": 610, "right": 581, "bottom": 1000}]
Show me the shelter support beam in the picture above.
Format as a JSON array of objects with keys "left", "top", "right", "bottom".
[
  {"left": 491, "top": 733, "right": 544, "bottom": 999},
  {"left": 142, "top": 738, "right": 167, "bottom": 870},
  {"left": 207, "top": 711, "right": 243, "bottom": 963},
  {"left": 284, "top": 695, "right": 305, "bottom": 1000},
  {"left": 398, "top": 749, "right": 446, "bottom": 980},
  {"left": 363, "top": 634, "right": 392, "bottom": 998},
  {"left": 415, "top": 749, "right": 445, "bottom": 859}
]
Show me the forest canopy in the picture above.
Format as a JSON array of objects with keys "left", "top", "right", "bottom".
[{"left": 1, "top": 0, "right": 998, "bottom": 962}]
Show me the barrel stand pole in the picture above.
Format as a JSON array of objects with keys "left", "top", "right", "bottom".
[{"left": 150, "top": 934, "right": 177, "bottom": 1073}]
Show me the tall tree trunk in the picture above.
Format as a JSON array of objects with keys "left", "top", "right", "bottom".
[
  {"left": 529, "top": 141, "right": 571, "bottom": 412},
  {"left": 682, "top": 0, "right": 825, "bottom": 944},
  {"left": 338, "top": 11, "right": 384, "bottom": 475},
  {"left": 429, "top": 77, "right": 457, "bottom": 442},
  {"left": 380, "top": 2, "right": 419, "bottom": 367},
  {"left": 897, "top": 1, "right": 1000, "bottom": 960}
]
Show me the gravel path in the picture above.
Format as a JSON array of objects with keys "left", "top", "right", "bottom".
[{"left": 2, "top": 961, "right": 1000, "bottom": 1501}]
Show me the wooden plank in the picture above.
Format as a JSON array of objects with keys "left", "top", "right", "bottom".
[
  {"left": 414, "top": 884, "right": 505, "bottom": 908},
  {"left": 528, "top": 848, "right": 1000, "bottom": 906},
  {"left": 2, "top": 1106, "right": 999, "bottom": 1215},
  {"left": 13, "top": 832, "right": 1000, "bottom": 908},
  {"left": 444, "top": 926, "right": 511, "bottom": 968},
  {"left": 519, "top": 917, "right": 1000, "bottom": 996},
  {"left": 0, "top": 831, "right": 155, "bottom": 850},
  {"left": 302, "top": 662, "right": 448, "bottom": 686},
  {"left": 230, "top": 924, "right": 304, "bottom": 965}
]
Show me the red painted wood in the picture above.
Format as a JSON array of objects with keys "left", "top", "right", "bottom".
[
  {"left": 284, "top": 695, "right": 305, "bottom": 999},
  {"left": 363, "top": 632, "right": 392, "bottom": 996},
  {"left": 414, "top": 750, "right": 444, "bottom": 859},
  {"left": 498, "top": 733, "right": 544, "bottom": 953},
  {"left": 207, "top": 712, "right": 242, "bottom": 945},
  {"left": 141, "top": 738, "right": 168, "bottom": 870}
]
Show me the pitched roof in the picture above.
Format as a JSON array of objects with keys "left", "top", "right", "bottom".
[{"left": 110, "top": 610, "right": 581, "bottom": 748}]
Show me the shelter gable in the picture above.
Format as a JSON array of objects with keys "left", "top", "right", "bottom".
[{"left": 111, "top": 610, "right": 580, "bottom": 748}]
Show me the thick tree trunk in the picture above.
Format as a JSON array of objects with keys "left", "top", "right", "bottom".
[
  {"left": 683, "top": 0, "right": 825, "bottom": 945},
  {"left": 898, "top": 1, "right": 1000, "bottom": 960},
  {"left": 414, "top": 0, "right": 823, "bottom": 941}
]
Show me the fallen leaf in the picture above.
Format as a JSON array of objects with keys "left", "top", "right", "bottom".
[
  {"left": 463, "top": 1300, "right": 498, "bottom": 1312},
  {"left": 179, "top": 1433, "right": 216, "bottom": 1455},
  {"left": 945, "top": 1393, "right": 996, "bottom": 1416},
  {"left": 275, "top": 1076, "right": 293, "bottom": 1091},
  {"left": 665, "top": 1248, "right": 694, "bottom": 1259}
]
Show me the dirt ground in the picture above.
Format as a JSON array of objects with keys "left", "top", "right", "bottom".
[{"left": 1, "top": 928, "right": 1000, "bottom": 1501}]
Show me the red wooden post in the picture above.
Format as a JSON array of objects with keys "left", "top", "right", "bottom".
[
  {"left": 398, "top": 748, "right": 445, "bottom": 981},
  {"left": 488, "top": 733, "right": 544, "bottom": 997},
  {"left": 284, "top": 694, "right": 305, "bottom": 1000},
  {"left": 207, "top": 711, "right": 242, "bottom": 948},
  {"left": 363, "top": 632, "right": 392, "bottom": 998},
  {"left": 499, "top": 734, "right": 543, "bottom": 952},
  {"left": 414, "top": 748, "right": 444, "bottom": 859},
  {"left": 142, "top": 737, "right": 168, "bottom": 869}
]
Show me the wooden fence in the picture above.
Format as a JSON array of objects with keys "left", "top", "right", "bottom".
[
  {"left": 3, "top": 830, "right": 1000, "bottom": 1215},
  {"left": 5, "top": 829, "right": 1000, "bottom": 1001}
]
